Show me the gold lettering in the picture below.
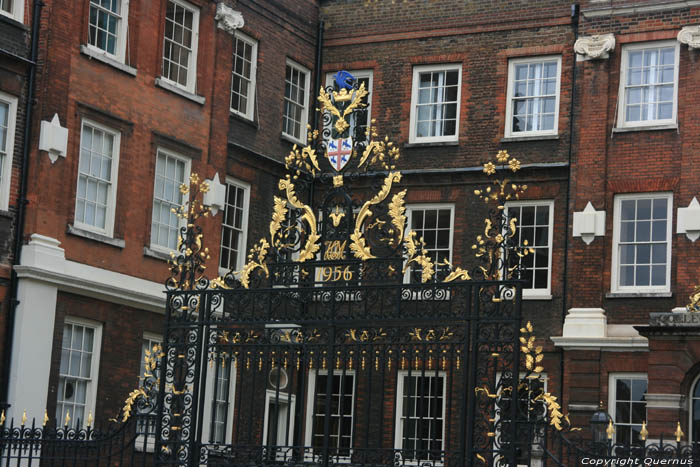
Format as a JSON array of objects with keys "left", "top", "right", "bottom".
[
  {"left": 319, "top": 265, "right": 353, "bottom": 282},
  {"left": 323, "top": 240, "right": 347, "bottom": 260}
]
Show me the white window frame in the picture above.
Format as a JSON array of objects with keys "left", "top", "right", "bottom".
[
  {"left": 608, "top": 373, "right": 648, "bottom": 444},
  {"left": 74, "top": 119, "right": 121, "bottom": 237},
  {"left": 303, "top": 370, "right": 356, "bottom": 463},
  {"left": 409, "top": 64, "right": 462, "bottom": 144},
  {"left": 688, "top": 373, "right": 700, "bottom": 443},
  {"left": 161, "top": 0, "right": 200, "bottom": 94},
  {"left": 201, "top": 355, "right": 237, "bottom": 445},
  {"left": 616, "top": 41, "right": 680, "bottom": 129},
  {"left": 504, "top": 55, "right": 562, "bottom": 138},
  {"left": 505, "top": 200, "right": 554, "bottom": 299},
  {"left": 282, "top": 59, "right": 311, "bottom": 144},
  {"left": 230, "top": 31, "right": 257, "bottom": 120},
  {"left": 404, "top": 204, "right": 455, "bottom": 284},
  {"left": 262, "top": 389, "right": 296, "bottom": 461},
  {"left": 394, "top": 370, "right": 447, "bottom": 466},
  {"left": 149, "top": 147, "right": 191, "bottom": 254},
  {"left": 0, "top": 0, "right": 24, "bottom": 22},
  {"left": 324, "top": 70, "right": 373, "bottom": 136},
  {"left": 57, "top": 316, "right": 102, "bottom": 429},
  {"left": 0, "top": 91, "right": 18, "bottom": 211},
  {"left": 86, "top": 0, "right": 130, "bottom": 63},
  {"left": 611, "top": 192, "right": 673, "bottom": 294},
  {"left": 218, "top": 177, "right": 250, "bottom": 277}
]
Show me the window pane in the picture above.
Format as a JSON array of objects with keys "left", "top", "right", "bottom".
[
  {"left": 152, "top": 151, "right": 187, "bottom": 250},
  {"left": 509, "top": 59, "right": 558, "bottom": 133}
]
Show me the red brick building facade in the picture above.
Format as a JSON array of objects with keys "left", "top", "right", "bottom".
[
  {"left": 2, "top": 0, "right": 700, "bottom": 456},
  {"left": 2, "top": 0, "right": 319, "bottom": 440}
]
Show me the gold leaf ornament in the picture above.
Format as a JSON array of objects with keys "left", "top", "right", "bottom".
[{"left": 350, "top": 172, "right": 402, "bottom": 260}]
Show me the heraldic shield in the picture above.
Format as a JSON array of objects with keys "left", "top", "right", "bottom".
[{"left": 320, "top": 70, "right": 369, "bottom": 172}]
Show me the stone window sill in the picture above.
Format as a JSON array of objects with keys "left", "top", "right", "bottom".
[
  {"left": 404, "top": 141, "right": 459, "bottom": 148},
  {"left": 523, "top": 294, "right": 553, "bottom": 301},
  {"left": 67, "top": 224, "right": 125, "bottom": 248},
  {"left": 0, "top": 209, "right": 13, "bottom": 219},
  {"left": 0, "top": 13, "right": 28, "bottom": 31},
  {"left": 281, "top": 133, "right": 306, "bottom": 146},
  {"left": 612, "top": 124, "right": 678, "bottom": 133},
  {"left": 501, "top": 134, "right": 560, "bottom": 142},
  {"left": 606, "top": 291, "right": 672, "bottom": 298},
  {"left": 154, "top": 78, "right": 205, "bottom": 105},
  {"left": 79, "top": 45, "right": 137, "bottom": 76},
  {"left": 230, "top": 111, "right": 259, "bottom": 128},
  {"left": 143, "top": 246, "right": 171, "bottom": 262}
]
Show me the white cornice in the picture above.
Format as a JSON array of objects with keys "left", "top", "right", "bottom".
[
  {"left": 583, "top": 1, "right": 700, "bottom": 18},
  {"left": 551, "top": 335, "right": 648, "bottom": 351},
  {"left": 15, "top": 234, "right": 166, "bottom": 313}
]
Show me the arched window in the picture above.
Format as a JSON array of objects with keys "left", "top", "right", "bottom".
[{"left": 690, "top": 374, "right": 700, "bottom": 443}]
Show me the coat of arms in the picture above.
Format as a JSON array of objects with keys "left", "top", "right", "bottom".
[{"left": 318, "top": 70, "right": 368, "bottom": 172}]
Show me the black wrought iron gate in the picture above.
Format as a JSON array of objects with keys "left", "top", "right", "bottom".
[{"left": 154, "top": 280, "right": 523, "bottom": 467}]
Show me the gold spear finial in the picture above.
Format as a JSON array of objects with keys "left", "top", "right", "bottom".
[
  {"left": 675, "top": 421, "right": 684, "bottom": 442},
  {"left": 64, "top": 410, "right": 70, "bottom": 427},
  {"left": 43, "top": 410, "right": 49, "bottom": 426},
  {"left": 21, "top": 410, "right": 27, "bottom": 425},
  {"left": 640, "top": 421, "right": 648, "bottom": 441},
  {"left": 0, "top": 410, "right": 5, "bottom": 425},
  {"left": 87, "top": 411, "right": 93, "bottom": 427},
  {"left": 606, "top": 419, "right": 615, "bottom": 440}
]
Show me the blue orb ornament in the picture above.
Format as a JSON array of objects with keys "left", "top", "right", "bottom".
[{"left": 333, "top": 70, "right": 355, "bottom": 90}]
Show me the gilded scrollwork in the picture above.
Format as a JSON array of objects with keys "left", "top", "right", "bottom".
[
  {"left": 239, "top": 239, "right": 270, "bottom": 289},
  {"left": 278, "top": 176, "right": 320, "bottom": 262},
  {"left": 408, "top": 327, "right": 454, "bottom": 342},
  {"left": 345, "top": 328, "right": 387, "bottom": 343},
  {"left": 350, "top": 171, "right": 403, "bottom": 260}
]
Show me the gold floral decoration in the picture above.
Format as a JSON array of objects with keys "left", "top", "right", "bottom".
[
  {"left": 166, "top": 174, "right": 211, "bottom": 291},
  {"left": 359, "top": 127, "right": 401, "bottom": 171},
  {"left": 471, "top": 150, "right": 532, "bottom": 281}
]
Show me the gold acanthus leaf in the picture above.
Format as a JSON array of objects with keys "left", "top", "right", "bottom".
[
  {"left": 349, "top": 171, "right": 402, "bottom": 260},
  {"left": 443, "top": 266, "right": 471, "bottom": 282},
  {"left": 121, "top": 388, "right": 147, "bottom": 422},
  {"left": 403, "top": 231, "right": 435, "bottom": 283},
  {"left": 270, "top": 197, "right": 289, "bottom": 244},
  {"left": 388, "top": 190, "right": 407, "bottom": 245},
  {"left": 278, "top": 176, "right": 320, "bottom": 262}
]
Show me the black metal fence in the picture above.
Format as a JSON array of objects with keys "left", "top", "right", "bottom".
[{"left": 0, "top": 413, "right": 157, "bottom": 466}]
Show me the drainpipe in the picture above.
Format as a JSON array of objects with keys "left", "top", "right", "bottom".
[
  {"left": 1, "top": 0, "right": 44, "bottom": 409},
  {"left": 558, "top": 2, "right": 579, "bottom": 432},
  {"left": 309, "top": 18, "right": 324, "bottom": 210}
]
